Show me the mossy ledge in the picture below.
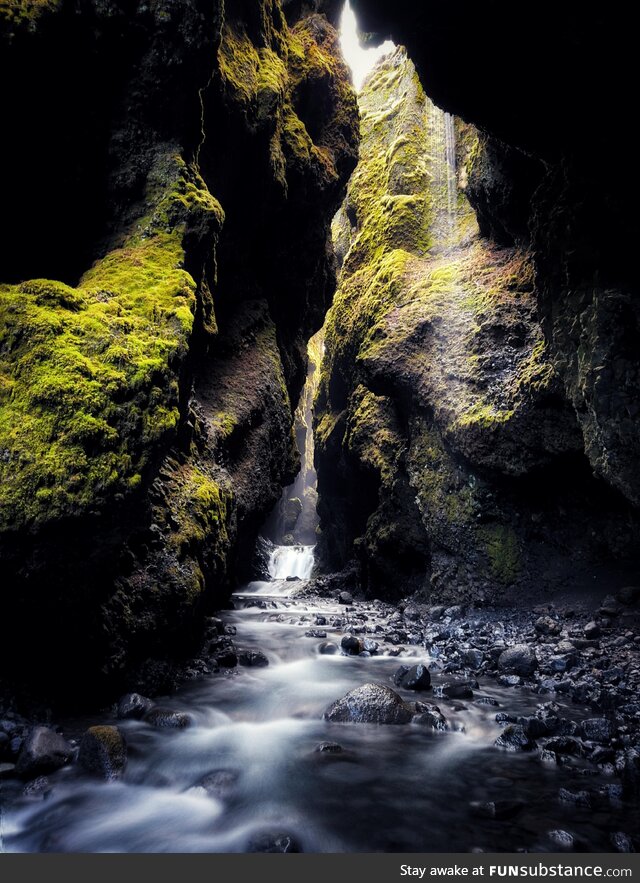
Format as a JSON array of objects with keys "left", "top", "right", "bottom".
[{"left": 0, "top": 154, "right": 223, "bottom": 532}]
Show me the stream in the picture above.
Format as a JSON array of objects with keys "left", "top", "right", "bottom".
[{"left": 3, "top": 545, "right": 636, "bottom": 853}]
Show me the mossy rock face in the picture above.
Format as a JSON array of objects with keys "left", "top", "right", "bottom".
[
  {"left": 315, "top": 48, "right": 640, "bottom": 604},
  {"left": 0, "top": 0, "right": 359, "bottom": 701},
  {"left": 0, "top": 154, "right": 223, "bottom": 532}
]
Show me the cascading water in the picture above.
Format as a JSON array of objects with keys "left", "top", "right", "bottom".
[
  {"left": 429, "top": 104, "right": 458, "bottom": 240},
  {"left": 268, "top": 545, "right": 315, "bottom": 581}
]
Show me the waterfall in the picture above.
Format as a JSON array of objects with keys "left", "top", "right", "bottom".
[
  {"left": 428, "top": 103, "right": 458, "bottom": 241},
  {"left": 268, "top": 545, "right": 315, "bottom": 581},
  {"left": 445, "top": 112, "right": 457, "bottom": 220}
]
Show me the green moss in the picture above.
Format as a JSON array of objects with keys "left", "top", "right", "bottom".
[
  {"left": 0, "top": 0, "right": 59, "bottom": 32},
  {"left": 345, "top": 386, "right": 401, "bottom": 482},
  {"left": 0, "top": 153, "right": 223, "bottom": 530},
  {"left": 514, "top": 339, "right": 555, "bottom": 395},
  {"left": 455, "top": 402, "right": 515, "bottom": 430},
  {"left": 408, "top": 425, "right": 475, "bottom": 529},
  {"left": 169, "top": 467, "right": 231, "bottom": 558},
  {"left": 477, "top": 523, "right": 521, "bottom": 584}
]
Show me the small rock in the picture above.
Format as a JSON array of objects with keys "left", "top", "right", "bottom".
[
  {"left": 238, "top": 649, "right": 269, "bottom": 667},
  {"left": 15, "top": 727, "right": 73, "bottom": 778},
  {"left": 462, "top": 649, "right": 484, "bottom": 670},
  {"left": 315, "top": 742, "right": 343, "bottom": 754},
  {"left": 144, "top": 708, "right": 192, "bottom": 729},
  {"left": 470, "top": 800, "right": 524, "bottom": 820},
  {"left": 495, "top": 725, "right": 536, "bottom": 752},
  {"left": 535, "top": 616, "right": 560, "bottom": 636},
  {"left": 305, "top": 629, "right": 327, "bottom": 639},
  {"left": 197, "top": 769, "right": 239, "bottom": 799},
  {"left": 247, "top": 831, "right": 301, "bottom": 853},
  {"left": 497, "top": 674, "right": 521, "bottom": 687},
  {"left": 558, "top": 788, "right": 591, "bottom": 807},
  {"left": 338, "top": 592, "right": 353, "bottom": 605},
  {"left": 584, "top": 621, "right": 601, "bottom": 639},
  {"left": 117, "top": 693, "right": 153, "bottom": 721},
  {"left": 498, "top": 644, "right": 538, "bottom": 676},
  {"left": 475, "top": 697, "right": 499, "bottom": 707},
  {"left": 0, "top": 762, "right": 16, "bottom": 779},
  {"left": 318, "top": 642, "right": 339, "bottom": 655},
  {"left": 413, "top": 702, "right": 448, "bottom": 731},
  {"left": 341, "top": 635, "right": 363, "bottom": 656},
  {"left": 78, "top": 726, "right": 127, "bottom": 780},
  {"left": 495, "top": 712, "right": 517, "bottom": 724},
  {"left": 393, "top": 664, "right": 431, "bottom": 691},
  {"left": 323, "top": 683, "right": 414, "bottom": 725},
  {"left": 363, "top": 638, "right": 379, "bottom": 653},
  {"left": 434, "top": 681, "right": 474, "bottom": 700},
  {"left": 610, "top": 832, "right": 635, "bottom": 853},
  {"left": 600, "top": 595, "right": 621, "bottom": 616},
  {"left": 548, "top": 830, "right": 574, "bottom": 849},
  {"left": 581, "top": 717, "right": 616, "bottom": 744},
  {"left": 22, "top": 776, "right": 52, "bottom": 799},
  {"left": 216, "top": 649, "right": 238, "bottom": 668}
]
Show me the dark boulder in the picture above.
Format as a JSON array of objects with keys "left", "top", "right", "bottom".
[
  {"left": 78, "top": 726, "right": 127, "bottom": 781},
  {"left": 15, "top": 727, "right": 73, "bottom": 778},
  {"left": 498, "top": 644, "right": 538, "bottom": 676},
  {"left": 238, "top": 649, "right": 269, "bottom": 667},
  {"left": 144, "top": 708, "right": 192, "bottom": 730},
  {"left": 495, "top": 725, "right": 536, "bottom": 752},
  {"left": 341, "top": 635, "right": 363, "bottom": 656},
  {"left": 117, "top": 693, "right": 153, "bottom": 721},
  {"left": 393, "top": 664, "right": 431, "bottom": 691},
  {"left": 324, "top": 683, "right": 414, "bottom": 724},
  {"left": 581, "top": 718, "right": 616, "bottom": 744}
]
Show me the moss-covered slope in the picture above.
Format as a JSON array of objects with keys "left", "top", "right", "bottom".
[{"left": 315, "top": 49, "right": 640, "bottom": 603}]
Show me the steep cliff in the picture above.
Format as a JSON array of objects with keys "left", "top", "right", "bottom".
[
  {"left": 351, "top": 0, "right": 640, "bottom": 516},
  {"left": 315, "top": 49, "right": 640, "bottom": 603},
  {"left": 0, "top": 0, "right": 358, "bottom": 700}
]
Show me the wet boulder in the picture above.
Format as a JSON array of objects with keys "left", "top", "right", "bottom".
[
  {"left": 548, "top": 830, "right": 574, "bottom": 849},
  {"left": 247, "top": 831, "right": 302, "bottom": 853},
  {"left": 78, "top": 726, "right": 127, "bottom": 780},
  {"left": 15, "top": 727, "right": 73, "bottom": 778},
  {"left": 238, "top": 649, "right": 269, "bottom": 667},
  {"left": 581, "top": 717, "right": 616, "bottom": 744},
  {"left": 117, "top": 692, "right": 153, "bottom": 721},
  {"left": 324, "top": 683, "right": 414, "bottom": 724},
  {"left": 144, "top": 708, "right": 192, "bottom": 729},
  {"left": 413, "top": 702, "right": 448, "bottom": 731},
  {"left": 338, "top": 591, "right": 354, "bottom": 605},
  {"left": 315, "top": 741, "right": 344, "bottom": 754},
  {"left": 498, "top": 644, "right": 538, "bottom": 676},
  {"left": 393, "top": 664, "right": 431, "bottom": 691},
  {"left": 319, "top": 641, "right": 339, "bottom": 655},
  {"left": 22, "top": 775, "right": 52, "bottom": 799},
  {"left": 610, "top": 832, "right": 635, "bottom": 853},
  {"left": 341, "top": 635, "right": 363, "bottom": 656},
  {"left": 535, "top": 616, "right": 560, "bottom": 636},
  {"left": 494, "top": 725, "right": 536, "bottom": 752}
]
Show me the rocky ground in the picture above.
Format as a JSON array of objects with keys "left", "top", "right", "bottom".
[{"left": 2, "top": 576, "right": 638, "bottom": 852}]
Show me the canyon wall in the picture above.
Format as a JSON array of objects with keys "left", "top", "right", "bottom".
[
  {"left": 0, "top": 0, "right": 358, "bottom": 700},
  {"left": 315, "top": 49, "right": 640, "bottom": 603}
]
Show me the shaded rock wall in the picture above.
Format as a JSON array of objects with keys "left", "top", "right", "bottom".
[
  {"left": 352, "top": 0, "right": 640, "bottom": 514},
  {"left": 315, "top": 49, "right": 640, "bottom": 604},
  {"left": 0, "top": 0, "right": 358, "bottom": 701}
]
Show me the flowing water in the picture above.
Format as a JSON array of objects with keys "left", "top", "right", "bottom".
[{"left": 3, "top": 545, "right": 635, "bottom": 853}]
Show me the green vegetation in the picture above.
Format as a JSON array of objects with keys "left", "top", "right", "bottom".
[
  {"left": 0, "top": 153, "right": 223, "bottom": 530},
  {"left": 478, "top": 523, "right": 521, "bottom": 584}
]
